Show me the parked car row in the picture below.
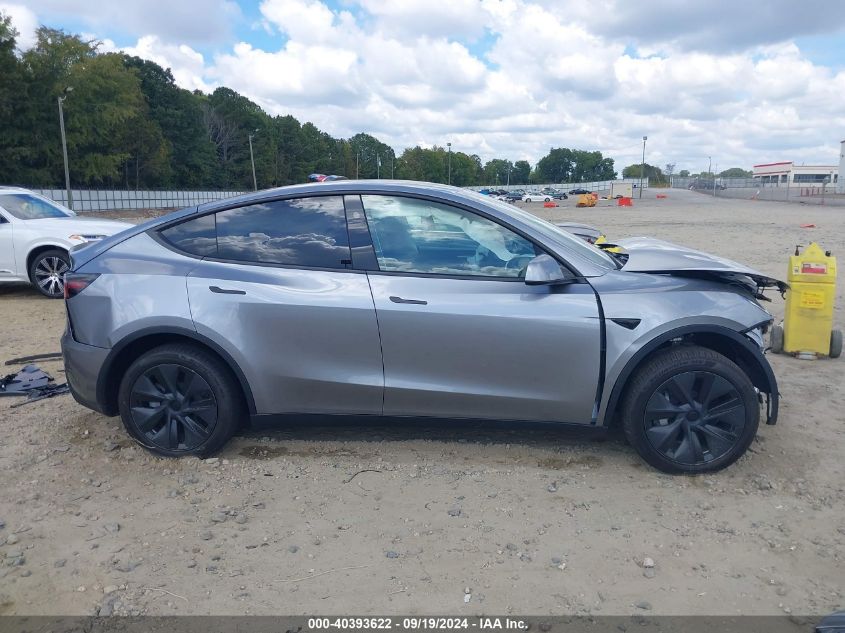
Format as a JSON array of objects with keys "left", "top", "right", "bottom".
[{"left": 478, "top": 187, "right": 593, "bottom": 202}]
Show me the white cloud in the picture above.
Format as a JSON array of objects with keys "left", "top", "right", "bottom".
[
  {"left": 13, "top": 0, "right": 845, "bottom": 172},
  {"left": 119, "top": 35, "right": 211, "bottom": 92},
  {"left": 1, "top": 3, "right": 38, "bottom": 49},
  {"left": 22, "top": 0, "right": 241, "bottom": 45}
]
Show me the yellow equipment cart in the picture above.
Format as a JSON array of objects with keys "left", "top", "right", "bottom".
[{"left": 771, "top": 242, "right": 841, "bottom": 358}]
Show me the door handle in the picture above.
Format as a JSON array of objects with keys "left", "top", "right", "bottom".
[
  {"left": 389, "top": 295, "right": 427, "bottom": 305},
  {"left": 209, "top": 285, "right": 246, "bottom": 295}
]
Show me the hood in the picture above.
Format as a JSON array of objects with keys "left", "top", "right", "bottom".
[
  {"left": 616, "top": 237, "right": 787, "bottom": 294},
  {"left": 554, "top": 221, "right": 602, "bottom": 243},
  {"left": 27, "top": 216, "right": 134, "bottom": 236}
]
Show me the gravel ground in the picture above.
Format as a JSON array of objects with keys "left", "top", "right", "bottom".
[{"left": 0, "top": 188, "right": 843, "bottom": 617}]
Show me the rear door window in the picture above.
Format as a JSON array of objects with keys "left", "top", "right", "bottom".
[{"left": 215, "top": 196, "right": 351, "bottom": 269}]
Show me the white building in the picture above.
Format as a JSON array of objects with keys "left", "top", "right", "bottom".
[{"left": 752, "top": 161, "right": 838, "bottom": 187}]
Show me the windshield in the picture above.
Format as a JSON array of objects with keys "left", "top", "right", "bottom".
[
  {"left": 464, "top": 191, "right": 618, "bottom": 270},
  {"left": 0, "top": 193, "right": 75, "bottom": 220}
]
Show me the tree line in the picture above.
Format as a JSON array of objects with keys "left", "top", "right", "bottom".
[
  {"left": 620, "top": 163, "right": 752, "bottom": 185},
  {"left": 0, "top": 15, "right": 619, "bottom": 191}
]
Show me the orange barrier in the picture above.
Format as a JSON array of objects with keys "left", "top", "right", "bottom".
[
  {"left": 617, "top": 197, "right": 632, "bottom": 207},
  {"left": 656, "top": 194, "right": 667, "bottom": 199},
  {"left": 543, "top": 201, "right": 557, "bottom": 208}
]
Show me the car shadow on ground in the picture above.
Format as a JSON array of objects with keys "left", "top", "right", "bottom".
[{"left": 236, "top": 415, "right": 630, "bottom": 457}]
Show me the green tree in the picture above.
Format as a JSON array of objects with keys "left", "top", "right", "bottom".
[
  {"left": 482, "top": 158, "right": 513, "bottom": 185},
  {"left": 512, "top": 160, "right": 531, "bottom": 185},
  {"left": 0, "top": 13, "right": 30, "bottom": 184},
  {"left": 350, "top": 133, "right": 394, "bottom": 179},
  {"left": 678, "top": 169, "right": 690, "bottom": 177},
  {"left": 63, "top": 53, "right": 149, "bottom": 185},
  {"left": 719, "top": 167, "right": 751, "bottom": 178},
  {"left": 622, "top": 162, "right": 665, "bottom": 184},
  {"left": 123, "top": 56, "right": 217, "bottom": 187}
]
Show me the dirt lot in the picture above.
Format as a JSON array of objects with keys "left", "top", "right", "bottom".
[{"left": 1, "top": 189, "right": 843, "bottom": 617}]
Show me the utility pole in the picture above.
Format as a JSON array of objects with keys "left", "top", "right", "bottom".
[
  {"left": 639, "top": 136, "right": 647, "bottom": 199},
  {"left": 248, "top": 129, "right": 259, "bottom": 191},
  {"left": 356, "top": 151, "right": 359, "bottom": 179},
  {"left": 57, "top": 87, "right": 74, "bottom": 210},
  {"left": 377, "top": 153, "right": 380, "bottom": 179},
  {"left": 447, "top": 142, "right": 452, "bottom": 185},
  {"left": 391, "top": 154, "right": 394, "bottom": 178}
]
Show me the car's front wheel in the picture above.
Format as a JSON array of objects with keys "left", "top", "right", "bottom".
[
  {"left": 118, "top": 344, "right": 242, "bottom": 457},
  {"left": 29, "top": 249, "right": 70, "bottom": 298},
  {"left": 621, "top": 345, "right": 759, "bottom": 474}
]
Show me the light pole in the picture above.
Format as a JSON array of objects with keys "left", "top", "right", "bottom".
[
  {"left": 248, "top": 129, "right": 259, "bottom": 191},
  {"left": 447, "top": 142, "right": 452, "bottom": 185},
  {"left": 57, "top": 87, "right": 73, "bottom": 210},
  {"left": 639, "top": 135, "right": 647, "bottom": 198}
]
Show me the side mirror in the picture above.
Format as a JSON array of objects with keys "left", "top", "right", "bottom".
[{"left": 524, "top": 254, "right": 570, "bottom": 285}]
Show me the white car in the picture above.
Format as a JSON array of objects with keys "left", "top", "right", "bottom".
[
  {"left": 522, "top": 192, "right": 551, "bottom": 203},
  {"left": 0, "top": 188, "right": 133, "bottom": 298}
]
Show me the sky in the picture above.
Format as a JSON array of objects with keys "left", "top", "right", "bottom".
[{"left": 3, "top": 0, "right": 845, "bottom": 173}]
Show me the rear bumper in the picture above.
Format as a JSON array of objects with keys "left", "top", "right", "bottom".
[{"left": 61, "top": 328, "right": 112, "bottom": 416}]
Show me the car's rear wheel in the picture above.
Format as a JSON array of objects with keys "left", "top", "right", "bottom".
[
  {"left": 118, "top": 344, "right": 242, "bottom": 457},
  {"left": 621, "top": 345, "right": 759, "bottom": 474},
  {"left": 29, "top": 249, "right": 70, "bottom": 298}
]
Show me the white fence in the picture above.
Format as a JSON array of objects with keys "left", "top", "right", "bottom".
[{"left": 33, "top": 189, "right": 244, "bottom": 212}]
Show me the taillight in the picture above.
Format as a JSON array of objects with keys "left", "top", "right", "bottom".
[{"left": 64, "top": 273, "right": 100, "bottom": 299}]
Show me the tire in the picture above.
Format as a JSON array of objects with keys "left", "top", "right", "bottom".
[
  {"left": 831, "top": 329, "right": 842, "bottom": 359},
  {"left": 770, "top": 324, "right": 784, "bottom": 354},
  {"left": 29, "top": 248, "right": 70, "bottom": 298},
  {"left": 544, "top": 197, "right": 551, "bottom": 202},
  {"left": 118, "top": 343, "right": 243, "bottom": 457},
  {"left": 525, "top": 198, "right": 532, "bottom": 203},
  {"left": 620, "top": 345, "right": 760, "bottom": 474}
]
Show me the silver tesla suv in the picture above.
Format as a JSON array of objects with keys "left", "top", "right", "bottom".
[{"left": 61, "top": 181, "right": 784, "bottom": 473}]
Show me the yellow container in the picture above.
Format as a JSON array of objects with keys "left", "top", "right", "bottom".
[
  {"left": 783, "top": 242, "right": 837, "bottom": 356},
  {"left": 576, "top": 194, "right": 596, "bottom": 208}
]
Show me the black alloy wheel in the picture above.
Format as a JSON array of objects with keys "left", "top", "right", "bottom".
[
  {"left": 643, "top": 370, "right": 746, "bottom": 466},
  {"left": 621, "top": 345, "right": 759, "bottom": 474},
  {"left": 129, "top": 363, "right": 219, "bottom": 452}
]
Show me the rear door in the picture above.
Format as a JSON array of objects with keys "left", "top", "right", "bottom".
[
  {"left": 359, "top": 194, "right": 601, "bottom": 424},
  {"left": 163, "top": 195, "right": 384, "bottom": 416}
]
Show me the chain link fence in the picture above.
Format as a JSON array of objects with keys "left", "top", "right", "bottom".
[{"left": 670, "top": 177, "right": 844, "bottom": 206}]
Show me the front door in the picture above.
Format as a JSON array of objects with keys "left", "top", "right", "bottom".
[{"left": 360, "top": 194, "right": 601, "bottom": 424}]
